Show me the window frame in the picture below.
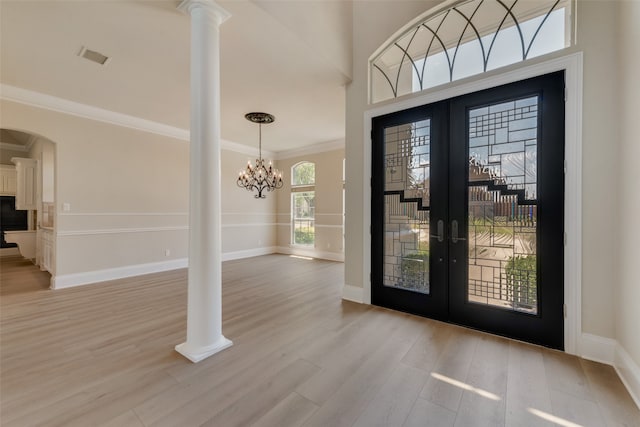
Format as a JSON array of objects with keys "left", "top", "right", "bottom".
[{"left": 291, "top": 161, "right": 316, "bottom": 247}]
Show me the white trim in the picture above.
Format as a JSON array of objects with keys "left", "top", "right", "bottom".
[
  {"left": 614, "top": 344, "right": 640, "bottom": 410},
  {"left": 175, "top": 337, "right": 233, "bottom": 364},
  {"left": 0, "top": 84, "right": 190, "bottom": 141},
  {"left": 274, "top": 139, "right": 345, "bottom": 160},
  {"left": 342, "top": 284, "right": 364, "bottom": 304},
  {"left": 51, "top": 247, "right": 278, "bottom": 289},
  {"left": 275, "top": 222, "right": 342, "bottom": 230},
  {"left": 57, "top": 212, "right": 188, "bottom": 216},
  {"left": 0, "top": 84, "right": 275, "bottom": 157},
  {"left": 57, "top": 226, "right": 188, "bottom": 237},
  {"left": 360, "top": 52, "right": 583, "bottom": 354},
  {"left": 56, "top": 223, "right": 277, "bottom": 236},
  {"left": 52, "top": 258, "right": 189, "bottom": 289},
  {"left": 580, "top": 333, "right": 616, "bottom": 365},
  {"left": 577, "top": 333, "right": 640, "bottom": 410},
  {"left": 221, "top": 246, "right": 276, "bottom": 261},
  {"left": 276, "top": 246, "right": 344, "bottom": 262},
  {"left": 222, "top": 223, "right": 276, "bottom": 229}
]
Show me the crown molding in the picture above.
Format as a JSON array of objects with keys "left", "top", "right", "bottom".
[
  {"left": 0, "top": 84, "right": 191, "bottom": 141},
  {"left": 0, "top": 84, "right": 268, "bottom": 156},
  {"left": 274, "top": 138, "right": 345, "bottom": 160},
  {"left": 0, "top": 84, "right": 336, "bottom": 159}
]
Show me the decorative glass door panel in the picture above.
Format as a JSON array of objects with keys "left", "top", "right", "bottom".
[
  {"left": 383, "top": 120, "right": 431, "bottom": 294},
  {"left": 372, "top": 71, "right": 565, "bottom": 349},
  {"left": 467, "top": 96, "right": 539, "bottom": 314}
]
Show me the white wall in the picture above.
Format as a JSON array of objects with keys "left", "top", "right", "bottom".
[
  {"left": 0, "top": 98, "right": 277, "bottom": 286},
  {"left": 345, "top": 1, "right": 620, "bottom": 342},
  {"left": 616, "top": 0, "right": 640, "bottom": 376}
]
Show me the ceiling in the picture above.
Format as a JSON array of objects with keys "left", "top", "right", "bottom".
[{"left": 0, "top": 0, "right": 352, "bottom": 152}]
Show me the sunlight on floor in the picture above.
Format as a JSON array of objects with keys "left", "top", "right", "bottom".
[
  {"left": 289, "top": 255, "right": 314, "bottom": 260},
  {"left": 527, "top": 407, "right": 584, "bottom": 427},
  {"left": 430, "top": 372, "right": 501, "bottom": 401}
]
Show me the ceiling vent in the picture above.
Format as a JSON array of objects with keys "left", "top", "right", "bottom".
[{"left": 77, "top": 46, "right": 110, "bottom": 65}]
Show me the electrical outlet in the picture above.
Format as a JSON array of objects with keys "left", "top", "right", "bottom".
[
  {"left": 62, "top": 202, "right": 71, "bottom": 212},
  {"left": 164, "top": 249, "right": 171, "bottom": 257}
]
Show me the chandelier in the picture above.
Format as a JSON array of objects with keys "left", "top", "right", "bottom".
[{"left": 237, "top": 112, "right": 283, "bottom": 198}]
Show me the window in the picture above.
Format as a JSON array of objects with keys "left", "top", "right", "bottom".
[
  {"left": 370, "top": 0, "right": 571, "bottom": 103},
  {"left": 291, "top": 162, "right": 315, "bottom": 246}
]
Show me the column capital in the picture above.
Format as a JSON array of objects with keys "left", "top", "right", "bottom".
[{"left": 177, "top": 0, "right": 231, "bottom": 24}]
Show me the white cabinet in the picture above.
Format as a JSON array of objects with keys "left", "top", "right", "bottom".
[
  {"left": 0, "top": 165, "right": 17, "bottom": 195},
  {"left": 41, "top": 228, "right": 54, "bottom": 273},
  {"left": 11, "top": 158, "right": 37, "bottom": 210}
]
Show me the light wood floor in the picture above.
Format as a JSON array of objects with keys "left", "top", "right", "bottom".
[{"left": 1, "top": 254, "right": 638, "bottom": 427}]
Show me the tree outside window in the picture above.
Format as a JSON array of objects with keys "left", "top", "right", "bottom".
[{"left": 292, "top": 162, "right": 315, "bottom": 246}]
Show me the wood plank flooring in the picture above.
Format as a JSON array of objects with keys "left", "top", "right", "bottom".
[{"left": 1, "top": 254, "right": 638, "bottom": 427}]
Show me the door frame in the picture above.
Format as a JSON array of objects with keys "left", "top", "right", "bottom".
[{"left": 359, "top": 52, "right": 583, "bottom": 355}]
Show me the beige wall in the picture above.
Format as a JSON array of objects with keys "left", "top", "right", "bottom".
[
  {"left": 345, "top": 1, "right": 621, "bottom": 343},
  {"left": 616, "top": 0, "right": 640, "bottom": 369},
  {"left": 346, "top": 0, "right": 437, "bottom": 300},
  {"left": 222, "top": 148, "right": 277, "bottom": 254},
  {"left": 0, "top": 99, "right": 277, "bottom": 283},
  {"left": 28, "top": 137, "right": 55, "bottom": 203},
  {"left": 276, "top": 148, "right": 345, "bottom": 259}
]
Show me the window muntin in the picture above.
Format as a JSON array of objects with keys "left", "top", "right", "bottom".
[
  {"left": 291, "top": 162, "right": 316, "bottom": 246},
  {"left": 371, "top": 0, "right": 571, "bottom": 103},
  {"left": 292, "top": 191, "right": 315, "bottom": 246}
]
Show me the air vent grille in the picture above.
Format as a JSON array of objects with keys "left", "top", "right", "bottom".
[{"left": 78, "top": 47, "right": 110, "bottom": 65}]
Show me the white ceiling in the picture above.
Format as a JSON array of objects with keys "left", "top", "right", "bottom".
[{"left": 0, "top": 0, "right": 352, "bottom": 152}]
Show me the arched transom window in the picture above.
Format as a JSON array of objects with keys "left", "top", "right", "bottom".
[{"left": 370, "top": 0, "right": 572, "bottom": 103}]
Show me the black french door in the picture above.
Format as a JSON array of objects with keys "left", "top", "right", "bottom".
[{"left": 371, "top": 71, "right": 565, "bottom": 349}]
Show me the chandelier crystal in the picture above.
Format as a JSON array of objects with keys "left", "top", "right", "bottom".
[{"left": 237, "top": 112, "right": 283, "bottom": 198}]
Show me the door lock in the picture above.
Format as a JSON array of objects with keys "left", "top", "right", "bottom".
[
  {"left": 451, "top": 220, "right": 466, "bottom": 243},
  {"left": 430, "top": 219, "right": 444, "bottom": 242}
]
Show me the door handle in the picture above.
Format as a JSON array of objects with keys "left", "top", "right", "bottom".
[
  {"left": 430, "top": 219, "right": 444, "bottom": 242},
  {"left": 451, "top": 220, "right": 466, "bottom": 243}
]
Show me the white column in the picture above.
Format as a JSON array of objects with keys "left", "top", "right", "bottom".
[{"left": 176, "top": 0, "right": 232, "bottom": 363}]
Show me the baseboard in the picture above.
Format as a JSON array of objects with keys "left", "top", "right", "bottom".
[
  {"left": 275, "top": 246, "right": 344, "bottom": 262},
  {"left": 580, "top": 333, "right": 616, "bottom": 365},
  {"left": 579, "top": 333, "right": 640, "bottom": 410},
  {"left": 52, "top": 258, "right": 189, "bottom": 289},
  {"left": 614, "top": 344, "right": 640, "bottom": 409},
  {"left": 342, "top": 284, "right": 364, "bottom": 304},
  {"left": 221, "top": 247, "right": 276, "bottom": 261},
  {"left": 51, "top": 247, "right": 280, "bottom": 289}
]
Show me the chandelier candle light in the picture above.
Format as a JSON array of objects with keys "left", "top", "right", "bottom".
[{"left": 237, "top": 112, "right": 283, "bottom": 198}]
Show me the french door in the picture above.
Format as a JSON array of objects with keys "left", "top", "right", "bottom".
[{"left": 371, "top": 72, "right": 565, "bottom": 349}]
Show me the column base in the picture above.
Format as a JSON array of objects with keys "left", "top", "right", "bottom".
[{"left": 175, "top": 336, "right": 233, "bottom": 363}]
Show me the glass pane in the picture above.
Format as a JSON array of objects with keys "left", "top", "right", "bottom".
[
  {"left": 292, "top": 162, "right": 315, "bottom": 186},
  {"left": 370, "top": 0, "right": 570, "bottom": 103},
  {"left": 293, "top": 191, "right": 315, "bottom": 245},
  {"left": 467, "top": 96, "right": 538, "bottom": 313},
  {"left": 383, "top": 119, "right": 431, "bottom": 294}
]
